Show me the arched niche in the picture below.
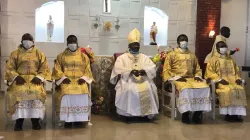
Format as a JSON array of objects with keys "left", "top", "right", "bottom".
[
  {"left": 144, "top": 6, "right": 168, "bottom": 46},
  {"left": 35, "top": 1, "right": 64, "bottom": 43}
]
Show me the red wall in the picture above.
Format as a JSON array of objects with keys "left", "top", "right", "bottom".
[{"left": 195, "top": 0, "right": 221, "bottom": 76}]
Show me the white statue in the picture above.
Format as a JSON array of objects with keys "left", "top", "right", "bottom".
[{"left": 47, "top": 15, "right": 54, "bottom": 41}]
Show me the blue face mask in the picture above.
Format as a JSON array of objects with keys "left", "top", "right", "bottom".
[{"left": 129, "top": 49, "right": 139, "bottom": 55}]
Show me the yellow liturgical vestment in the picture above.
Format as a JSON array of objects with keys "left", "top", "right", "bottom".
[
  {"left": 52, "top": 48, "right": 94, "bottom": 114},
  {"left": 163, "top": 48, "right": 208, "bottom": 92},
  {"left": 205, "top": 56, "right": 247, "bottom": 107},
  {"left": 5, "top": 45, "right": 51, "bottom": 115}
]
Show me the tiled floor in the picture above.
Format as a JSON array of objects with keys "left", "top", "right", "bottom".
[{"left": 0, "top": 94, "right": 249, "bottom": 140}]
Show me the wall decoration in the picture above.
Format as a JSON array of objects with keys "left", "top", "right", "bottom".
[
  {"left": 104, "top": 21, "right": 112, "bottom": 31},
  {"left": 144, "top": 6, "right": 168, "bottom": 46},
  {"left": 35, "top": 1, "right": 64, "bottom": 43}
]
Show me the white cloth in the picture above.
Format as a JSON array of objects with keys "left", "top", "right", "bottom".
[
  {"left": 12, "top": 100, "right": 45, "bottom": 120},
  {"left": 110, "top": 53, "right": 159, "bottom": 117},
  {"left": 220, "top": 106, "right": 247, "bottom": 116},
  {"left": 60, "top": 94, "right": 92, "bottom": 122},
  {"left": 177, "top": 88, "right": 211, "bottom": 114}
]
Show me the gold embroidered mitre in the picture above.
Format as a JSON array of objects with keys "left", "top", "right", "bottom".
[{"left": 128, "top": 28, "right": 141, "bottom": 44}]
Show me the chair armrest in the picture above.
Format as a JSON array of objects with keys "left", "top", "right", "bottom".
[
  {"left": 169, "top": 81, "right": 175, "bottom": 87},
  {"left": 4, "top": 80, "right": 11, "bottom": 87},
  {"left": 210, "top": 80, "right": 218, "bottom": 85}
]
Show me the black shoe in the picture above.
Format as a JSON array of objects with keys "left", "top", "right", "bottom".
[
  {"left": 233, "top": 115, "right": 243, "bottom": 122},
  {"left": 64, "top": 122, "right": 73, "bottom": 128},
  {"left": 192, "top": 111, "right": 203, "bottom": 124},
  {"left": 119, "top": 115, "right": 130, "bottom": 123},
  {"left": 142, "top": 116, "right": 151, "bottom": 122},
  {"left": 31, "top": 118, "right": 41, "bottom": 130},
  {"left": 73, "top": 122, "right": 83, "bottom": 128},
  {"left": 182, "top": 112, "right": 190, "bottom": 124},
  {"left": 225, "top": 115, "right": 234, "bottom": 122},
  {"left": 14, "top": 118, "right": 24, "bottom": 131}
]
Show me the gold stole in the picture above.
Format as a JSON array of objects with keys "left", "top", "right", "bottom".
[{"left": 128, "top": 53, "right": 152, "bottom": 115}]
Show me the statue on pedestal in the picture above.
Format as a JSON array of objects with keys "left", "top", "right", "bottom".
[
  {"left": 47, "top": 15, "right": 54, "bottom": 41},
  {"left": 150, "top": 22, "right": 158, "bottom": 45}
]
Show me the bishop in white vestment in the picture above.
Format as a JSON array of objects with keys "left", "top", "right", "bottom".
[{"left": 110, "top": 29, "right": 159, "bottom": 120}]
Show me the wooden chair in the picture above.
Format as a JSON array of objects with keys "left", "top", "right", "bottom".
[{"left": 161, "top": 81, "right": 178, "bottom": 120}]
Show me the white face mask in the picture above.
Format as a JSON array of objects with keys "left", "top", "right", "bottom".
[
  {"left": 219, "top": 48, "right": 228, "bottom": 55},
  {"left": 67, "top": 44, "right": 78, "bottom": 52},
  {"left": 180, "top": 41, "right": 188, "bottom": 49},
  {"left": 22, "top": 40, "right": 34, "bottom": 49}
]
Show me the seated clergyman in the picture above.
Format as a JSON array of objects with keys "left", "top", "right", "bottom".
[
  {"left": 205, "top": 41, "right": 247, "bottom": 122},
  {"left": 5, "top": 33, "right": 51, "bottom": 131},
  {"left": 52, "top": 35, "right": 94, "bottom": 128},
  {"left": 163, "top": 34, "right": 211, "bottom": 124},
  {"left": 110, "top": 28, "right": 159, "bottom": 121}
]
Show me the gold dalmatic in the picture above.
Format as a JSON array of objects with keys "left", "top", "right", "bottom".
[
  {"left": 205, "top": 56, "right": 247, "bottom": 107},
  {"left": 163, "top": 48, "right": 208, "bottom": 92},
  {"left": 5, "top": 45, "right": 51, "bottom": 115},
  {"left": 52, "top": 48, "right": 94, "bottom": 114}
]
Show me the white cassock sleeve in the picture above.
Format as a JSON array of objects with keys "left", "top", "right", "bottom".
[
  {"left": 110, "top": 56, "right": 132, "bottom": 84},
  {"left": 142, "top": 55, "right": 156, "bottom": 80}
]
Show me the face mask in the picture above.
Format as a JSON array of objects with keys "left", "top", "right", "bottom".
[
  {"left": 220, "top": 48, "right": 228, "bottom": 55},
  {"left": 68, "top": 44, "right": 78, "bottom": 52},
  {"left": 129, "top": 49, "right": 139, "bottom": 55},
  {"left": 180, "top": 41, "right": 188, "bottom": 49},
  {"left": 22, "top": 40, "right": 34, "bottom": 49}
]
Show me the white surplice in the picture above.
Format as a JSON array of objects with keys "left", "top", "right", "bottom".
[
  {"left": 220, "top": 106, "right": 246, "bottom": 116},
  {"left": 57, "top": 77, "right": 93, "bottom": 123},
  {"left": 177, "top": 88, "right": 211, "bottom": 114},
  {"left": 110, "top": 53, "right": 159, "bottom": 117},
  {"left": 60, "top": 94, "right": 92, "bottom": 122},
  {"left": 12, "top": 100, "right": 45, "bottom": 120}
]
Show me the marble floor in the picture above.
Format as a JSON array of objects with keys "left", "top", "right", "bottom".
[{"left": 0, "top": 94, "right": 249, "bottom": 140}]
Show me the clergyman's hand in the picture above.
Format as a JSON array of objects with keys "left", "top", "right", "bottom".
[
  {"left": 194, "top": 77, "right": 203, "bottom": 82},
  {"left": 176, "top": 77, "right": 187, "bottom": 82},
  {"left": 78, "top": 78, "right": 86, "bottom": 85},
  {"left": 219, "top": 79, "right": 229, "bottom": 85},
  {"left": 15, "top": 76, "right": 26, "bottom": 85},
  {"left": 31, "top": 77, "right": 42, "bottom": 85},
  {"left": 139, "top": 69, "right": 147, "bottom": 76},
  {"left": 131, "top": 70, "right": 140, "bottom": 77},
  {"left": 235, "top": 79, "right": 242, "bottom": 85},
  {"left": 62, "top": 78, "right": 71, "bottom": 84}
]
